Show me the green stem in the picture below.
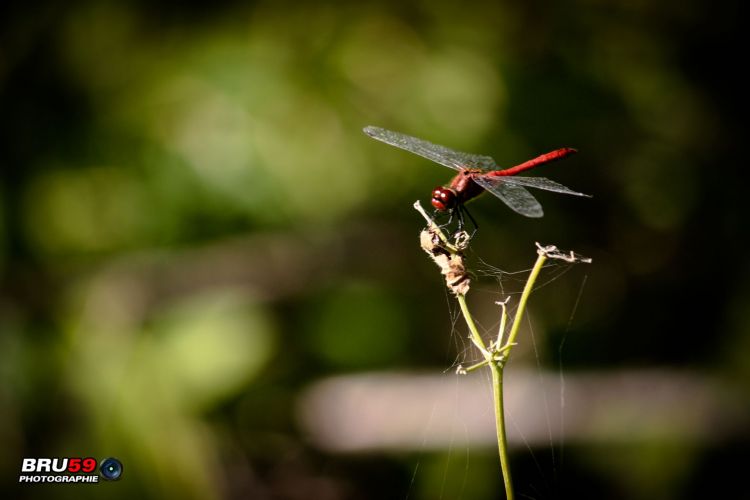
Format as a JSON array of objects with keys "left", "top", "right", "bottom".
[
  {"left": 503, "top": 251, "right": 547, "bottom": 353},
  {"left": 458, "top": 293, "right": 514, "bottom": 499},
  {"left": 416, "top": 202, "right": 581, "bottom": 499},
  {"left": 456, "top": 248, "right": 549, "bottom": 500},
  {"left": 457, "top": 294, "right": 488, "bottom": 356},
  {"left": 490, "top": 363, "right": 513, "bottom": 500}
]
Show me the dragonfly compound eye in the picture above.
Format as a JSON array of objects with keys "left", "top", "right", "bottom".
[{"left": 431, "top": 187, "right": 456, "bottom": 211}]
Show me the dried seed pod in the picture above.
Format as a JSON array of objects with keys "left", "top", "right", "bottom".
[{"left": 419, "top": 228, "right": 470, "bottom": 296}]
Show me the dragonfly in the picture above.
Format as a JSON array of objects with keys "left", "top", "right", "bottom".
[{"left": 363, "top": 126, "right": 589, "bottom": 220}]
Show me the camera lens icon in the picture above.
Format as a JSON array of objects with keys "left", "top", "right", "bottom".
[{"left": 99, "top": 457, "right": 123, "bottom": 481}]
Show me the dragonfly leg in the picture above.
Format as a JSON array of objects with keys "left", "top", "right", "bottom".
[
  {"left": 433, "top": 208, "right": 454, "bottom": 230},
  {"left": 432, "top": 206, "right": 477, "bottom": 240},
  {"left": 458, "top": 205, "right": 479, "bottom": 239},
  {"left": 454, "top": 207, "right": 465, "bottom": 232}
]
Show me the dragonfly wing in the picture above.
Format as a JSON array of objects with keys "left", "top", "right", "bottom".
[
  {"left": 473, "top": 176, "right": 544, "bottom": 218},
  {"left": 364, "top": 126, "right": 497, "bottom": 171},
  {"left": 501, "top": 176, "right": 591, "bottom": 197}
]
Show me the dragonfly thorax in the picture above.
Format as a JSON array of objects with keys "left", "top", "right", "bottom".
[{"left": 432, "top": 171, "right": 486, "bottom": 211}]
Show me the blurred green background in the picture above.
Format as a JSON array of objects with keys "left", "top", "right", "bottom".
[{"left": 1, "top": 0, "right": 747, "bottom": 499}]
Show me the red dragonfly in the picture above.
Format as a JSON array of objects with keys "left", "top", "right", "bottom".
[{"left": 364, "top": 126, "right": 589, "bottom": 218}]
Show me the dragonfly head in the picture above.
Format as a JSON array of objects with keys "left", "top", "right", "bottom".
[{"left": 431, "top": 187, "right": 457, "bottom": 211}]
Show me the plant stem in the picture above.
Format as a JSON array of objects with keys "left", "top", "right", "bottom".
[
  {"left": 503, "top": 251, "right": 548, "bottom": 353},
  {"left": 490, "top": 363, "right": 513, "bottom": 500},
  {"left": 456, "top": 249, "right": 549, "bottom": 500},
  {"left": 457, "top": 293, "right": 488, "bottom": 354},
  {"left": 458, "top": 293, "right": 514, "bottom": 499},
  {"left": 414, "top": 202, "right": 588, "bottom": 499}
]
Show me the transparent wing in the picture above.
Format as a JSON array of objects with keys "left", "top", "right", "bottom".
[
  {"left": 473, "top": 176, "right": 544, "bottom": 218},
  {"left": 363, "top": 126, "right": 497, "bottom": 171},
  {"left": 500, "top": 175, "right": 591, "bottom": 197}
]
